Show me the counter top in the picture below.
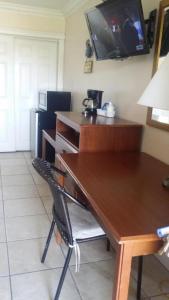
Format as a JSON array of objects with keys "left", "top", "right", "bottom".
[{"left": 55, "top": 111, "right": 142, "bottom": 132}]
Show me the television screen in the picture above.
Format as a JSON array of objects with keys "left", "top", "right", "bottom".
[
  {"left": 160, "top": 9, "right": 169, "bottom": 57},
  {"left": 85, "top": 0, "right": 149, "bottom": 60}
]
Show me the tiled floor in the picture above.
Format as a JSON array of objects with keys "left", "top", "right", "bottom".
[{"left": 0, "top": 152, "right": 169, "bottom": 300}]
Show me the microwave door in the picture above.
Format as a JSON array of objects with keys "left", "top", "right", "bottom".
[{"left": 39, "top": 92, "right": 46, "bottom": 110}]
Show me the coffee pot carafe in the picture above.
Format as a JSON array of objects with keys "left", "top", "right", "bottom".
[
  {"left": 82, "top": 89, "right": 103, "bottom": 116},
  {"left": 82, "top": 98, "right": 97, "bottom": 115}
]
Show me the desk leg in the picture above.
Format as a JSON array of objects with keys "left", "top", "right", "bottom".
[{"left": 113, "top": 243, "right": 133, "bottom": 300}]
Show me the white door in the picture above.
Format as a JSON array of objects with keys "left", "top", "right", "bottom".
[
  {"left": 37, "top": 40, "right": 58, "bottom": 93},
  {"left": 15, "top": 39, "right": 37, "bottom": 151},
  {"left": 0, "top": 36, "right": 15, "bottom": 152},
  {"left": 15, "top": 38, "right": 58, "bottom": 151}
]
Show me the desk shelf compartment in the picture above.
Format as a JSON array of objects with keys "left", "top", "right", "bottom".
[
  {"left": 56, "top": 120, "right": 80, "bottom": 150},
  {"left": 55, "top": 134, "right": 78, "bottom": 154}
]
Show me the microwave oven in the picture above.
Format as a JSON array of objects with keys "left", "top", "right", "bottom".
[{"left": 38, "top": 90, "right": 71, "bottom": 112}]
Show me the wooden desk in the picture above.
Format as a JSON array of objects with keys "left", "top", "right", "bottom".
[
  {"left": 42, "top": 112, "right": 143, "bottom": 160},
  {"left": 58, "top": 152, "right": 169, "bottom": 300}
]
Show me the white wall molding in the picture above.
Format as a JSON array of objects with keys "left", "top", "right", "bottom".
[
  {"left": 0, "top": 1, "right": 64, "bottom": 18},
  {"left": 0, "top": 0, "right": 89, "bottom": 17},
  {"left": 63, "top": 0, "right": 89, "bottom": 16},
  {"left": 0, "top": 27, "right": 65, "bottom": 40}
]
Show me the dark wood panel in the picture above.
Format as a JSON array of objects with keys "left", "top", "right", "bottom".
[
  {"left": 80, "top": 126, "right": 142, "bottom": 152},
  {"left": 56, "top": 112, "right": 143, "bottom": 153}
]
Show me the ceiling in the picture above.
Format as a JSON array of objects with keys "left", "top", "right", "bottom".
[{"left": 0, "top": 0, "right": 87, "bottom": 14}]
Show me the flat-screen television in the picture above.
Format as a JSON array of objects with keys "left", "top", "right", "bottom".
[
  {"left": 160, "top": 9, "right": 169, "bottom": 57},
  {"left": 85, "top": 0, "right": 149, "bottom": 60}
]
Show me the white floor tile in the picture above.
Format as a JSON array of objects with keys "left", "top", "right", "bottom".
[
  {"left": 0, "top": 243, "right": 9, "bottom": 276},
  {"left": 0, "top": 277, "right": 11, "bottom": 300},
  {"left": 0, "top": 159, "right": 26, "bottom": 166},
  {"left": 3, "top": 185, "right": 38, "bottom": 200},
  {"left": 25, "top": 158, "right": 33, "bottom": 166},
  {"left": 0, "top": 201, "right": 3, "bottom": 218},
  {"left": 8, "top": 238, "right": 64, "bottom": 275},
  {"left": 133, "top": 255, "right": 169, "bottom": 297},
  {"left": 23, "top": 152, "right": 32, "bottom": 159},
  {"left": 6, "top": 215, "right": 50, "bottom": 241},
  {"left": 11, "top": 269, "right": 81, "bottom": 300},
  {"left": 41, "top": 197, "right": 53, "bottom": 214},
  {"left": 32, "top": 173, "right": 46, "bottom": 185},
  {"left": 0, "top": 218, "right": 6, "bottom": 242},
  {"left": 48, "top": 214, "right": 53, "bottom": 222},
  {"left": 71, "top": 260, "right": 114, "bottom": 300},
  {"left": 0, "top": 152, "right": 24, "bottom": 159},
  {"left": 28, "top": 165, "right": 38, "bottom": 175},
  {"left": 36, "top": 184, "right": 52, "bottom": 197},
  {"left": 4, "top": 198, "right": 45, "bottom": 217},
  {"left": 1, "top": 165, "right": 30, "bottom": 176},
  {"left": 2, "top": 175, "right": 34, "bottom": 186},
  {"left": 71, "top": 260, "right": 141, "bottom": 300},
  {"left": 61, "top": 239, "right": 114, "bottom": 265}
]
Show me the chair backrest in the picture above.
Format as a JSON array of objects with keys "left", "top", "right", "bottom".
[
  {"left": 32, "top": 158, "right": 54, "bottom": 182},
  {"left": 48, "top": 177, "right": 73, "bottom": 246},
  {"left": 32, "top": 158, "right": 73, "bottom": 245}
]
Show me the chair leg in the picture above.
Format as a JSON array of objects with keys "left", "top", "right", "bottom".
[
  {"left": 136, "top": 256, "right": 143, "bottom": 300},
  {"left": 106, "top": 238, "right": 110, "bottom": 251},
  {"left": 54, "top": 247, "right": 73, "bottom": 300},
  {"left": 41, "top": 219, "right": 55, "bottom": 263}
]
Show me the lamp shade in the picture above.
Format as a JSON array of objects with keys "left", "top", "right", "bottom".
[{"left": 138, "top": 53, "right": 169, "bottom": 110}]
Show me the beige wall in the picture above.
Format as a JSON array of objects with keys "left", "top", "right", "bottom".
[
  {"left": 0, "top": 9, "right": 65, "bottom": 34},
  {"left": 63, "top": 0, "right": 169, "bottom": 165}
]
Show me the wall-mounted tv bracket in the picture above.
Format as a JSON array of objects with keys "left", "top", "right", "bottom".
[
  {"left": 85, "top": 39, "right": 93, "bottom": 58},
  {"left": 145, "top": 9, "right": 157, "bottom": 48}
]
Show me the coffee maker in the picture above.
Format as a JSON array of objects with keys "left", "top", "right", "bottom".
[{"left": 82, "top": 89, "right": 103, "bottom": 115}]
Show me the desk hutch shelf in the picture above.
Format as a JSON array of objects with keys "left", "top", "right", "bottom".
[{"left": 55, "top": 112, "right": 143, "bottom": 154}]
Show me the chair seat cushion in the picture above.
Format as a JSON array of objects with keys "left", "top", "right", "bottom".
[{"left": 68, "top": 203, "right": 105, "bottom": 240}]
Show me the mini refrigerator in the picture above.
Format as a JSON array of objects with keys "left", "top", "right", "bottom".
[
  {"left": 30, "top": 109, "right": 56, "bottom": 161},
  {"left": 30, "top": 91, "right": 71, "bottom": 162}
]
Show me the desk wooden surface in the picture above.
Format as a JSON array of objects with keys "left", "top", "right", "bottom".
[
  {"left": 56, "top": 112, "right": 142, "bottom": 131},
  {"left": 58, "top": 151, "right": 169, "bottom": 300},
  {"left": 58, "top": 152, "right": 169, "bottom": 243}
]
